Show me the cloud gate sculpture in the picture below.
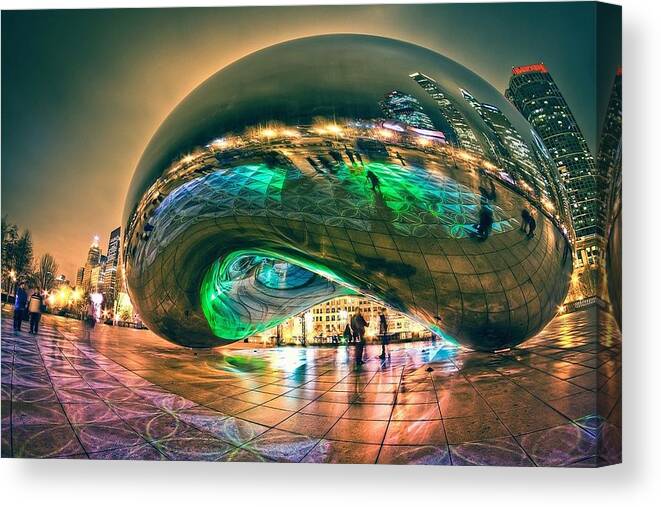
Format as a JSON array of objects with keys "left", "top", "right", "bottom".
[{"left": 122, "top": 34, "right": 573, "bottom": 351}]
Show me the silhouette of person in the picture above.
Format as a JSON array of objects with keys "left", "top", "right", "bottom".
[
  {"left": 343, "top": 322, "right": 353, "bottom": 344},
  {"left": 344, "top": 146, "right": 356, "bottom": 165},
  {"left": 527, "top": 215, "right": 537, "bottom": 238},
  {"left": 366, "top": 170, "right": 380, "bottom": 192},
  {"left": 476, "top": 205, "right": 494, "bottom": 239},
  {"left": 28, "top": 289, "right": 44, "bottom": 334},
  {"left": 13, "top": 282, "right": 28, "bottom": 332},
  {"left": 520, "top": 208, "right": 531, "bottom": 233},
  {"left": 350, "top": 309, "right": 369, "bottom": 365}
]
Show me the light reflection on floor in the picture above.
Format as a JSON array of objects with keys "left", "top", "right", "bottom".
[{"left": 1, "top": 305, "right": 620, "bottom": 466}]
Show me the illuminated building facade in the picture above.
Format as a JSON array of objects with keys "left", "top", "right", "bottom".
[
  {"left": 506, "top": 64, "right": 608, "bottom": 299},
  {"left": 89, "top": 265, "right": 103, "bottom": 294},
  {"left": 75, "top": 266, "right": 85, "bottom": 288},
  {"left": 379, "top": 90, "right": 436, "bottom": 131},
  {"left": 301, "top": 296, "right": 426, "bottom": 341},
  {"left": 410, "top": 72, "right": 484, "bottom": 156},
  {"left": 103, "top": 227, "right": 121, "bottom": 306},
  {"left": 81, "top": 236, "right": 101, "bottom": 292}
]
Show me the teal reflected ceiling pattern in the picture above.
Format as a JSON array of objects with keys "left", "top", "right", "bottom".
[{"left": 123, "top": 35, "right": 573, "bottom": 351}]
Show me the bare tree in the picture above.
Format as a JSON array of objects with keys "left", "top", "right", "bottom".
[{"left": 31, "top": 253, "right": 58, "bottom": 292}]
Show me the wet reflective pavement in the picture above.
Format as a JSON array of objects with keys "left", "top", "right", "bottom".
[{"left": 1, "top": 305, "right": 620, "bottom": 466}]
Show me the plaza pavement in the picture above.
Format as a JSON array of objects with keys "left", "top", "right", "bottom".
[{"left": 1, "top": 305, "right": 621, "bottom": 466}]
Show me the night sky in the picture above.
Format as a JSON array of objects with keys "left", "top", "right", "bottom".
[{"left": 1, "top": 3, "right": 621, "bottom": 281}]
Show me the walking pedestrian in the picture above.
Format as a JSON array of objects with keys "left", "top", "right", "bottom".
[
  {"left": 13, "top": 282, "right": 28, "bottom": 332},
  {"left": 28, "top": 288, "right": 44, "bottom": 334},
  {"left": 351, "top": 308, "right": 369, "bottom": 365}
]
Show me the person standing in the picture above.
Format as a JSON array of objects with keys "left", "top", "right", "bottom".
[
  {"left": 28, "top": 289, "right": 44, "bottom": 334},
  {"left": 476, "top": 205, "right": 494, "bottom": 239},
  {"left": 378, "top": 308, "right": 389, "bottom": 360},
  {"left": 13, "top": 282, "right": 28, "bottom": 332},
  {"left": 527, "top": 215, "right": 537, "bottom": 238},
  {"left": 351, "top": 308, "right": 369, "bottom": 365},
  {"left": 83, "top": 297, "right": 96, "bottom": 341},
  {"left": 520, "top": 208, "right": 531, "bottom": 234}
]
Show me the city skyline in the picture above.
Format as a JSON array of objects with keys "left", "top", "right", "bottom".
[{"left": 1, "top": 3, "right": 621, "bottom": 281}]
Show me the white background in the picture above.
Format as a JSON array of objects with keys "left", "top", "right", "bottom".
[{"left": 1, "top": 0, "right": 659, "bottom": 505}]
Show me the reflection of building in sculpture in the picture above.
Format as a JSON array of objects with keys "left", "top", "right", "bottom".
[
  {"left": 506, "top": 64, "right": 605, "bottom": 297},
  {"left": 600, "top": 69, "right": 622, "bottom": 324},
  {"left": 598, "top": 69, "right": 622, "bottom": 223},
  {"left": 379, "top": 90, "right": 435, "bottom": 130},
  {"left": 460, "top": 88, "right": 542, "bottom": 192},
  {"left": 410, "top": 72, "right": 484, "bottom": 156},
  {"left": 259, "top": 296, "right": 429, "bottom": 343}
]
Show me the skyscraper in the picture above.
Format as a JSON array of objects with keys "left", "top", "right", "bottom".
[
  {"left": 81, "top": 235, "right": 102, "bottom": 292},
  {"left": 103, "top": 227, "right": 121, "bottom": 307},
  {"left": 379, "top": 90, "right": 435, "bottom": 130},
  {"left": 410, "top": 72, "right": 484, "bottom": 156},
  {"left": 506, "top": 63, "right": 604, "bottom": 272},
  {"left": 90, "top": 260, "right": 105, "bottom": 295},
  {"left": 75, "top": 267, "right": 85, "bottom": 288}
]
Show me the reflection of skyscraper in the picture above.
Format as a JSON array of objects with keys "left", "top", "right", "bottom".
[
  {"left": 103, "top": 227, "right": 121, "bottom": 307},
  {"left": 379, "top": 90, "right": 435, "bottom": 130},
  {"left": 410, "top": 72, "right": 484, "bottom": 156},
  {"left": 81, "top": 236, "right": 102, "bottom": 292},
  {"left": 597, "top": 69, "right": 622, "bottom": 225},
  {"left": 460, "top": 88, "right": 542, "bottom": 190},
  {"left": 506, "top": 63, "right": 603, "bottom": 270}
]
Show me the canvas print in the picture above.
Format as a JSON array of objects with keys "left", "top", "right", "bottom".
[{"left": 1, "top": 2, "right": 621, "bottom": 466}]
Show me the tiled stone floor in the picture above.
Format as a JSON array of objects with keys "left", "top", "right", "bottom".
[{"left": 1, "top": 305, "right": 621, "bottom": 466}]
